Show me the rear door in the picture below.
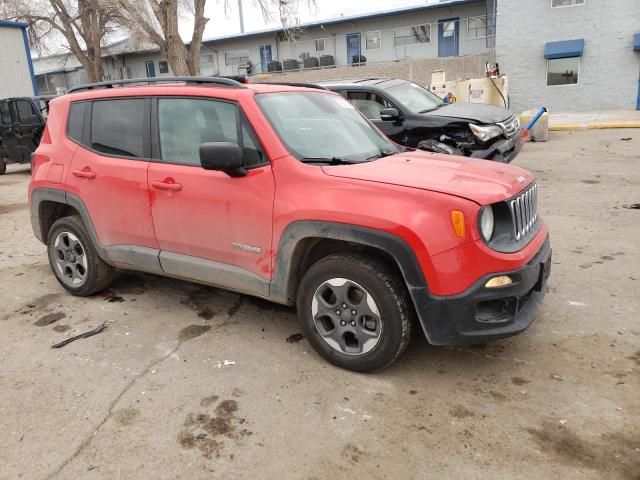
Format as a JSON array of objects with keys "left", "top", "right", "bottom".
[
  {"left": 148, "top": 97, "right": 275, "bottom": 293},
  {"left": 65, "top": 98, "right": 159, "bottom": 253},
  {"left": 0, "top": 100, "right": 20, "bottom": 162}
]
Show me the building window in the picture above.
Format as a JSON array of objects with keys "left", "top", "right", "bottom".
[
  {"left": 158, "top": 61, "right": 169, "bottom": 74},
  {"left": 365, "top": 31, "right": 382, "bottom": 50},
  {"left": 467, "top": 16, "right": 487, "bottom": 38},
  {"left": 315, "top": 39, "right": 325, "bottom": 52},
  {"left": 547, "top": 57, "right": 579, "bottom": 86},
  {"left": 225, "top": 50, "right": 249, "bottom": 66},
  {"left": 552, "top": 0, "right": 585, "bottom": 7},
  {"left": 394, "top": 24, "right": 431, "bottom": 46}
]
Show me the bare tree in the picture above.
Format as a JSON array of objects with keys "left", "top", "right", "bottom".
[
  {"left": 1, "top": 0, "right": 120, "bottom": 83},
  {"left": 116, "top": 0, "right": 316, "bottom": 76}
]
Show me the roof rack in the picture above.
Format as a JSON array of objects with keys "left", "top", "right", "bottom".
[
  {"left": 259, "top": 81, "right": 328, "bottom": 90},
  {"left": 67, "top": 76, "right": 246, "bottom": 93}
]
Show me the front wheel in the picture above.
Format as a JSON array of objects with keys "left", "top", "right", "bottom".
[
  {"left": 47, "top": 215, "right": 115, "bottom": 296},
  {"left": 296, "top": 254, "right": 413, "bottom": 372}
]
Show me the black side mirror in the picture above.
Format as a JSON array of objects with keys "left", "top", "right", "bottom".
[
  {"left": 199, "top": 142, "right": 247, "bottom": 177},
  {"left": 380, "top": 108, "right": 401, "bottom": 122}
]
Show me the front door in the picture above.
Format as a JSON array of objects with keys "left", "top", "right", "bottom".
[
  {"left": 346, "top": 33, "right": 361, "bottom": 64},
  {"left": 148, "top": 97, "right": 275, "bottom": 293},
  {"left": 259, "top": 45, "right": 272, "bottom": 73},
  {"left": 145, "top": 61, "right": 156, "bottom": 78},
  {"left": 438, "top": 17, "right": 460, "bottom": 57},
  {"left": 65, "top": 98, "right": 158, "bottom": 252},
  {"left": 345, "top": 90, "right": 406, "bottom": 144},
  {"left": 12, "top": 99, "right": 44, "bottom": 162}
]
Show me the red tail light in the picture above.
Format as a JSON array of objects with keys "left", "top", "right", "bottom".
[{"left": 40, "top": 125, "right": 52, "bottom": 144}]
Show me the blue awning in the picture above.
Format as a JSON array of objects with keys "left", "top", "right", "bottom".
[
  {"left": 544, "top": 39, "right": 585, "bottom": 59},
  {"left": 634, "top": 33, "right": 640, "bottom": 52}
]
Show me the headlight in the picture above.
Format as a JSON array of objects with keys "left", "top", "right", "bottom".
[
  {"left": 469, "top": 123, "right": 503, "bottom": 142},
  {"left": 479, "top": 206, "right": 495, "bottom": 241}
]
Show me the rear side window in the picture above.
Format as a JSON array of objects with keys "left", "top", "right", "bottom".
[
  {"left": 67, "top": 102, "right": 86, "bottom": 143},
  {"left": 0, "top": 101, "right": 11, "bottom": 124},
  {"left": 91, "top": 99, "right": 145, "bottom": 157},
  {"left": 15, "top": 100, "right": 36, "bottom": 123},
  {"left": 158, "top": 98, "right": 238, "bottom": 166}
]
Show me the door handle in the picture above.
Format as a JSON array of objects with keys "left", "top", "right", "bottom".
[
  {"left": 151, "top": 180, "right": 182, "bottom": 191},
  {"left": 72, "top": 168, "right": 96, "bottom": 179}
]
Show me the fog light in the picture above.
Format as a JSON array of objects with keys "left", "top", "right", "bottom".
[{"left": 485, "top": 275, "right": 513, "bottom": 288}]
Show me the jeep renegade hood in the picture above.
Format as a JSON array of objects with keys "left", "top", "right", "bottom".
[
  {"left": 427, "top": 102, "right": 512, "bottom": 124},
  {"left": 321, "top": 150, "right": 533, "bottom": 205}
]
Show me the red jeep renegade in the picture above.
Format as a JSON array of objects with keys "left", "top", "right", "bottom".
[{"left": 29, "top": 77, "right": 551, "bottom": 372}]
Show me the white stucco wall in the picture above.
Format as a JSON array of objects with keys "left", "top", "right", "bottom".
[
  {"left": 496, "top": 0, "right": 640, "bottom": 113},
  {"left": 0, "top": 25, "right": 35, "bottom": 97}
]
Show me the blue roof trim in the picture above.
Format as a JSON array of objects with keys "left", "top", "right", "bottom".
[
  {"left": 544, "top": 39, "right": 585, "bottom": 59},
  {"left": 0, "top": 20, "right": 29, "bottom": 28},
  {"left": 20, "top": 27, "right": 39, "bottom": 95},
  {"left": 634, "top": 33, "right": 640, "bottom": 52},
  {"left": 200, "top": 0, "right": 481, "bottom": 45}
]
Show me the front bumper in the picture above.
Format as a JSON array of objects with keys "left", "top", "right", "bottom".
[
  {"left": 412, "top": 235, "right": 551, "bottom": 346},
  {"left": 470, "top": 129, "right": 523, "bottom": 163}
]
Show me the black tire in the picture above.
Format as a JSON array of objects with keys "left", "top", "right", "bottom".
[
  {"left": 0, "top": 157, "right": 6, "bottom": 175},
  {"left": 296, "top": 254, "right": 412, "bottom": 372},
  {"left": 47, "top": 215, "right": 115, "bottom": 296}
]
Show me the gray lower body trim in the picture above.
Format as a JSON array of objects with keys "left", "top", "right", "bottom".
[
  {"left": 160, "top": 251, "right": 269, "bottom": 298},
  {"left": 30, "top": 188, "right": 67, "bottom": 243}
]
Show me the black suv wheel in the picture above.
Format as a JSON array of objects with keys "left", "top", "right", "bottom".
[
  {"left": 0, "top": 157, "right": 6, "bottom": 175},
  {"left": 47, "top": 215, "right": 114, "bottom": 296},
  {"left": 297, "top": 254, "right": 412, "bottom": 372}
]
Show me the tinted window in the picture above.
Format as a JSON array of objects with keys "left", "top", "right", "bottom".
[
  {"left": 91, "top": 99, "right": 145, "bottom": 157},
  {"left": 0, "top": 101, "right": 11, "bottom": 124},
  {"left": 158, "top": 98, "right": 238, "bottom": 165},
  {"left": 346, "top": 91, "right": 392, "bottom": 120},
  {"left": 16, "top": 100, "right": 36, "bottom": 123},
  {"left": 386, "top": 81, "right": 443, "bottom": 113},
  {"left": 67, "top": 102, "right": 86, "bottom": 143}
]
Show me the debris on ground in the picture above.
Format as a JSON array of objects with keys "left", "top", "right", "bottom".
[
  {"left": 34, "top": 312, "right": 66, "bottom": 326},
  {"left": 620, "top": 137, "right": 632, "bottom": 141},
  {"left": 286, "top": 333, "right": 305, "bottom": 343},
  {"left": 51, "top": 322, "right": 107, "bottom": 348},
  {"left": 622, "top": 203, "right": 640, "bottom": 210}
]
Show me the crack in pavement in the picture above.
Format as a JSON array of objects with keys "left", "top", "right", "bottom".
[{"left": 44, "top": 298, "right": 244, "bottom": 479}]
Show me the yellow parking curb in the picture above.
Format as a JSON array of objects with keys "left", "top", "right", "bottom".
[
  {"left": 549, "top": 124, "right": 584, "bottom": 131},
  {"left": 587, "top": 121, "right": 640, "bottom": 129}
]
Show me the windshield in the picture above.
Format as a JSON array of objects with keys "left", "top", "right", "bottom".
[
  {"left": 256, "top": 92, "right": 399, "bottom": 163},
  {"left": 386, "top": 81, "right": 444, "bottom": 114}
]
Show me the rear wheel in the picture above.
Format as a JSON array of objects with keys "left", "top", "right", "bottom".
[
  {"left": 297, "top": 254, "right": 412, "bottom": 372},
  {"left": 47, "top": 215, "right": 114, "bottom": 296}
]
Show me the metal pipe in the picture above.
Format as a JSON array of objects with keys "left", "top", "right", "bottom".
[{"left": 238, "top": 0, "right": 245, "bottom": 33}]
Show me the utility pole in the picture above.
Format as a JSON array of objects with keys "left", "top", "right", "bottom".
[{"left": 238, "top": 0, "right": 245, "bottom": 33}]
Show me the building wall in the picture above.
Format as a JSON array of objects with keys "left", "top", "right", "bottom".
[
  {"left": 254, "top": 52, "right": 492, "bottom": 87},
  {"left": 496, "top": 0, "right": 640, "bottom": 113},
  {"left": 210, "top": 2, "right": 491, "bottom": 76},
  {"left": 0, "top": 25, "right": 36, "bottom": 97}
]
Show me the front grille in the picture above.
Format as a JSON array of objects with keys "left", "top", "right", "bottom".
[
  {"left": 497, "top": 115, "right": 520, "bottom": 138},
  {"left": 509, "top": 183, "right": 538, "bottom": 241}
]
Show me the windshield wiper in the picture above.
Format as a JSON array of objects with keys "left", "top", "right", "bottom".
[
  {"left": 301, "top": 157, "right": 358, "bottom": 165},
  {"left": 366, "top": 150, "right": 396, "bottom": 161},
  {"left": 418, "top": 104, "right": 446, "bottom": 114}
]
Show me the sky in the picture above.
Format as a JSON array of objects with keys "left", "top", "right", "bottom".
[{"left": 187, "top": 0, "right": 437, "bottom": 41}]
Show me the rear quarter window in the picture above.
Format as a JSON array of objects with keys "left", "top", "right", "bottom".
[
  {"left": 67, "top": 102, "right": 86, "bottom": 143},
  {"left": 91, "top": 99, "right": 145, "bottom": 158}
]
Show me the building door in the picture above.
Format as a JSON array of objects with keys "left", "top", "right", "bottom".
[
  {"left": 259, "top": 45, "right": 272, "bottom": 73},
  {"left": 346, "top": 33, "right": 361, "bottom": 64},
  {"left": 145, "top": 61, "right": 156, "bottom": 78},
  {"left": 438, "top": 17, "right": 459, "bottom": 57}
]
